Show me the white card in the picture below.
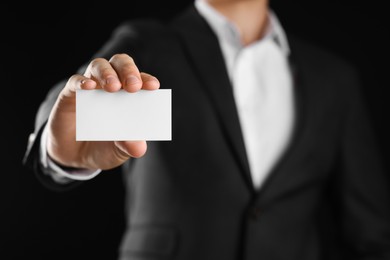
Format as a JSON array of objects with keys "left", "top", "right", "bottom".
[{"left": 76, "top": 89, "right": 171, "bottom": 141}]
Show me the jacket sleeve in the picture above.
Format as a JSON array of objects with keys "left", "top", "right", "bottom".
[{"left": 339, "top": 68, "right": 390, "bottom": 259}]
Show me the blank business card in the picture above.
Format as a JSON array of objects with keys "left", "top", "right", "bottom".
[{"left": 76, "top": 89, "right": 171, "bottom": 141}]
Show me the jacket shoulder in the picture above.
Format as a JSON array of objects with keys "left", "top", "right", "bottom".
[
  {"left": 111, "top": 18, "right": 170, "bottom": 41},
  {"left": 90, "top": 18, "right": 174, "bottom": 65},
  {"left": 288, "top": 34, "right": 358, "bottom": 78}
]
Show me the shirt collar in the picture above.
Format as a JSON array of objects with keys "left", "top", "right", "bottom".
[{"left": 194, "top": 0, "right": 290, "bottom": 56}]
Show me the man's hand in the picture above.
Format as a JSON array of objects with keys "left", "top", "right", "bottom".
[{"left": 46, "top": 53, "right": 160, "bottom": 170}]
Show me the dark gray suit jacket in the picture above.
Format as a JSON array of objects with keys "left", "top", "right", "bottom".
[{"left": 24, "top": 5, "right": 390, "bottom": 260}]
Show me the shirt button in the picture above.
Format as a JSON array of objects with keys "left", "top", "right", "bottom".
[{"left": 249, "top": 206, "right": 261, "bottom": 220}]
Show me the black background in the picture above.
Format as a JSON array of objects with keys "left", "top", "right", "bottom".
[{"left": 1, "top": 1, "right": 389, "bottom": 259}]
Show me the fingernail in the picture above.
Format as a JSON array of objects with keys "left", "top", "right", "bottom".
[
  {"left": 81, "top": 79, "right": 90, "bottom": 85},
  {"left": 80, "top": 79, "right": 95, "bottom": 89},
  {"left": 106, "top": 76, "right": 118, "bottom": 86},
  {"left": 126, "top": 75, "right": 140, "bottom": 86}
]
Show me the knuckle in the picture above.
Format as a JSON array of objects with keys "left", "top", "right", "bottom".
[
  {"left": 141, "top": 72, "right": 154, "bottom": 79},
  {"left": 111, "top": 53, "right": 133, "bottom": 62},
  {"left": 64, "top": 74, "right": 83, "bottom": 91},
  {"left": 113, "top": 146, "right": 130, "bottom": 161},
  {"left": 68, "top": 74, "right": 81, "bottom": 81},
  {"left": 100, "top": 67, "right": 114, "bottom": 78},
  {"left": 67, "top": 74, "right": 82, "bottom": 85},
  {"left": 121, "top": 64, "right": 137, "bottom": 73},
  {"left": 90, "top": 58, "right": 107, "bottom": 69}
]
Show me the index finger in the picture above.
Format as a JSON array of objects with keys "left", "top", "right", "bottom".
[{"left": 109, "top": 53, "right": 142, "bottom": 93}]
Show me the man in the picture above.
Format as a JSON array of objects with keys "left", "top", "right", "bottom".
[{"left": 24, "top": 0, "right": 390, "bottom": 259}]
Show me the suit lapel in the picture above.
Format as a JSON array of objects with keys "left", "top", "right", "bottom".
[
  {"left": 171, "top": 6, "right": 254, "bottom": 192},
  {"left": 254, "top": 49, "right": 307, "bottom": 201},
  {"left": 234, "top": 32, "right": 343, "bottom": 207}
]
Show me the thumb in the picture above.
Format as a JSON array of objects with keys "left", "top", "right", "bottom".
[{"left": 114, "top": 141, "right": 148, "bottom": 159}]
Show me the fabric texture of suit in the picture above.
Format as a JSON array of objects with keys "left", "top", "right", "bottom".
[{"left": 24, "top": 5, "right": 390, "bottom": 260}]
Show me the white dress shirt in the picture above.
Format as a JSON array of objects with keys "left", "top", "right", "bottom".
[
  {"left": 40, "top": 0, "right": 294, "bottom": 189},
  {"left": 195, "top": 0, "right": 294, "bottom": 189}
]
